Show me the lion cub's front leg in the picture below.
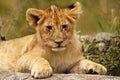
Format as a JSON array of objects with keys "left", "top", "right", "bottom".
[
  {"left": 16, "top": 54, "right": 53, "bottom": 79},
  {"left": 70, "top": 59, "right": 107, "bottom": 75}
]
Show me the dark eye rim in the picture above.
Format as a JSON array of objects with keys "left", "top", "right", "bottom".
[
  {"left": 46, "top": 25, "right": 53, "bottom": 31},
  {"left": 62, "top": 24, "right": 68, "bottom": 30}
]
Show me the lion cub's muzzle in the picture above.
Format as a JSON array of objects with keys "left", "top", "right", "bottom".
[{"left": 52, "top": 40, "right": 66, "bottom": 52}]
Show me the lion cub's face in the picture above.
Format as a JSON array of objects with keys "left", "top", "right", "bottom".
[{"left": 26, "top": 2, "right": 82, "bottom": 51}]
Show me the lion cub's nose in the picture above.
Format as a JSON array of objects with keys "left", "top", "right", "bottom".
[{"left": 54, "top": 40, "right": 63, "bottom": 46}]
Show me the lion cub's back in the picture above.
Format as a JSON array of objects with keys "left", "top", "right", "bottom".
[
  {"left": 0, "top": 34, "right": 35, "bottom": 72},
  {"left": 0, "top": 34, "right": 35, "bottom": 55}
]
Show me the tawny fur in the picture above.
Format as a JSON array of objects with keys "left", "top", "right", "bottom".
[{"left": 0, "top": 2, "right": 107, "bottom": 78}]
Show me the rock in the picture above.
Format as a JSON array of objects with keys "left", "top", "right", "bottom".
[
  {"left": 80, "top": 32, "right": 112, "bottom": 42},
  {"left": 0, "top": 72, "right": 120, "bottom": 80},
  {"left": 80, "top": 32, "right": 120, "bottom": 53}
]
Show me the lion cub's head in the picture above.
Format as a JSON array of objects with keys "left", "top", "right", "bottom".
[{"left": 26, "top": 2, "right": 82, "bottom": 51}]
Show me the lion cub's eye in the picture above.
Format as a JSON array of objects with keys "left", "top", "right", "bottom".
[
  {"left": 62, "top": 24, "right": 68, "bottom": 30},
  {"left": 46, "top": 25, "right": 53, "bottom": 31}
]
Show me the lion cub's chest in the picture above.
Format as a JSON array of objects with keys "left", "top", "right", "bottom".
[
  {"left": 45, "top": 51, "right": 81, "bottom": 73},
  {"left": 32, "top": 44, "right": 81, "bottom": 73}
]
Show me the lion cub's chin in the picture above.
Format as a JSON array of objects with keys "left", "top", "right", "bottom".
[{"left": 51, "top": 47, "right": 66, "bottom": 52}]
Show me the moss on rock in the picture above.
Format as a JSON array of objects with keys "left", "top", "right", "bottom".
[{"left": 81, "top": 33, "right": 120, "bottom": 76}]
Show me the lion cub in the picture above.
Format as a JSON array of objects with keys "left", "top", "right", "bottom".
[{"left": 0, "top": 2, "right": 107, "bottom": 78}]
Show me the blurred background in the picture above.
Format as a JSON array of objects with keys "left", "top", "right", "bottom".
[{"left": 0, "top": 0, "right": 120, "bottom": 40}]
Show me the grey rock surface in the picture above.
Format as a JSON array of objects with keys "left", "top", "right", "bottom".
[{"left": 0, "top": 72, "right": 120, "bottom": 80}]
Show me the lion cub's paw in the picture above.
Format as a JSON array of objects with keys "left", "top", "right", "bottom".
[
  {"left": 31, "top": 65, "right": 53, "bottom": 79},
  {"left": 87, "top": 63, "right": 107, "bottom": 75},
  {"left": 81, "top": 60, "right": 107, "bottom": 75}
]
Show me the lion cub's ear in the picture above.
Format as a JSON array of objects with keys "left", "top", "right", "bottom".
[
  {"left": 26, "top": 8, "right": 44, "bottom": 28},
  {"left": 68, "top": 2, "right": 82, "bottom": 20}
]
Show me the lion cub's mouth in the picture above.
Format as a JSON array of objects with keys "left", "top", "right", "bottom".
[{"left": 52, "top": 46, "right": 66, "bottom": 52}]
